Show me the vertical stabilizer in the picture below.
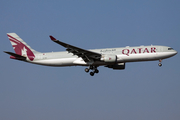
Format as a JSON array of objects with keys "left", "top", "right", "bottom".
[{"left": 7, "top": 33, "right": 40, "bottom": 61}]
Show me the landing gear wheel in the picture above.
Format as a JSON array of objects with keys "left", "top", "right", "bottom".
[
  {"left": 94, "top": 69, "right": 99, "bottom": 73},
  {"left": 158, "top": 63, "right": 162, "bottom": 67},
  {"left": 158, "top": 59, "right": 162, "bottom": 67},
  {"left": 90, "top": 72, "right": 94, "bottom": 76},
  {"left": 85, "top": 68, "right": 89, "bottom": 73},
  {"left": 86, "top": 66, "right": 99, "bottom": 76}
]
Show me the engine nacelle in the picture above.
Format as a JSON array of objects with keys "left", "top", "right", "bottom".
[
  {"left": 101, "top": 54, "right": 117, "bottom": 63},
  {"left": 106, "top": 63, "right": 125, "bottom": 70}
]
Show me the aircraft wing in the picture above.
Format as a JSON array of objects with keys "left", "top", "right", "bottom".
[{"left": 50, "top": 36, "right": 101, "bottom": 62}]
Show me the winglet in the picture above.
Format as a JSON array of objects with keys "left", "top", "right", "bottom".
[{"left": 49, "top": 35, "right": 57, "bottom": 41}]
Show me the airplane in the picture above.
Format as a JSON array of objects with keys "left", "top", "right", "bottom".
[{"left": 4, "top": 33, "right": 177, "bottom": 76}]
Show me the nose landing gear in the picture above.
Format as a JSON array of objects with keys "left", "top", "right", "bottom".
[
  {"left": 158, "top": 59, "right": 162, "bottom": 67},
  {"left": 85, "top": 66, "right": 99, "bottom": 76}
]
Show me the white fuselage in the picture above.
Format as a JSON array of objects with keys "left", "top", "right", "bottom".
[{"left": 28, "top": 45, "right": 177, "bottom": 67}]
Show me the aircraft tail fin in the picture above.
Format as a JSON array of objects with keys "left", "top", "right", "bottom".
[{"left": 7, "top": 33, "right": 40, "bottom": 61}]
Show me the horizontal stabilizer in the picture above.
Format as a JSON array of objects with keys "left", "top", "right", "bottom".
[{"left": 4, "top": 51, "right": 26, "bottom": 60}]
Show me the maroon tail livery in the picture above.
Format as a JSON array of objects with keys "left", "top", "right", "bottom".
[{"left": 7, "top": 33, "right": 36, "bottom": 61}]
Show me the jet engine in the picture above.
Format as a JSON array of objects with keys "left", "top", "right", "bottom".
[{"left": 101, "top": 54, "right": 117, "bottom": 63}]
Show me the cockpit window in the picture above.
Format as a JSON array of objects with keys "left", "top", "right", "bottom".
[{"left": 168, "top": 48, "right": 173, "bottom": 50}]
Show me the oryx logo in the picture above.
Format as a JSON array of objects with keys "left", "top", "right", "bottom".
[{"left": 7, "top": 34, "right": 35, "bottom": 61}]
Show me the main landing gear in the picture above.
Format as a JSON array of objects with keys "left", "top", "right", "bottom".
[
  {"left": 85, "top": 66, "right": 99, "bottom": 76},
  {"left": 158, "top": 59, "right": 162, "bottom": 67}
]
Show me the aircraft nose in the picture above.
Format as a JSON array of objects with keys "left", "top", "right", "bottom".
[
  {"left": 173, "top": 50, "right": 178, "bottom": 56},
  {"left": 175, "top": 50, "right": 178, "bottom": 55}
]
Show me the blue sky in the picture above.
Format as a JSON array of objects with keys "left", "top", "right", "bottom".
[{"left": 1, "top": 0, "right": 180, "bottom": 120}]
